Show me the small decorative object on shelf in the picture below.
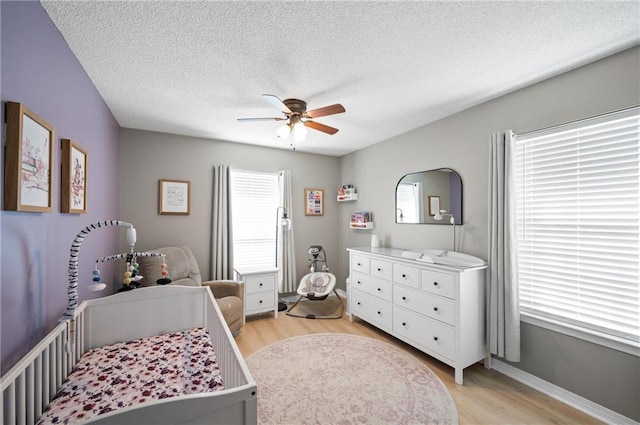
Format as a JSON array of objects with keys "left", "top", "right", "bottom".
[
  {"left": 350, "top": 211, "right": 374, "bottom": 229},
  {"left": 337, "top": 184, "right": 358, "bottom": 201}
]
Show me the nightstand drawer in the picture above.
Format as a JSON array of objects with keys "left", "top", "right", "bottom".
[
  {"left": 245, "top": 274, "right": 276, "bottom": 293},
  {"left": 245, "top": 292, "right": 275, "bottom": 312}
]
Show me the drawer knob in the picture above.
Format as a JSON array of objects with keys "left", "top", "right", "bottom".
[
  {"left": 433, "top": 281, "right": 439, "bottom": 286},
  {"left": 402, "top": 322, "right": 406, "bottom": 326},
  {"left": 402, "top": 274, "right": 407, "bottom": 278},
  {"left": 357, "top": 262, "right": 362, "bottom": 266},
  {"left": 259, "top": 300, "right": 263, "bottom": 304},
  {"left": 357, "top": 280, "right": 362, "bottom": 285},
  {"left": 377, "top": 267, "right": 382, "bottom": 271},
  {"left": 377, "top": 288, "right": 381, "bottom": 292},
  {"left": 402, "top": 296, "right": 407, "bottom": 301},
  {"left": 357, "top": 302, "right": 361, "bottom": 306},
  {"left": 259, "top": 282, "right": 263, "bottom": 287},
  {"left": 377, "top": 311, "right": 381, "bottom": 315},
  {"left": 433, "top": 336, "right": 439, "bottom": 341},
  {"left": 433, "top": 307, "right": 439, "bottom": 312}
]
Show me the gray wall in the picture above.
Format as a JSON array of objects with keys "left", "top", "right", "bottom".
[
  {"left": 119, "top": 129, "right": 341, "bottom": 285},
  {"left": 338, "top": 46, "right": 640, "bottom": 420}
]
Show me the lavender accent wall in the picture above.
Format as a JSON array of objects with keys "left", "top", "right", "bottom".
[{"left": 1, "top": 2, "right": 120, "bottom": 374}]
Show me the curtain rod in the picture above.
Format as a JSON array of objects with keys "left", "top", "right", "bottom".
[{"left": 514, "top": 104, "right": 639, "bottom": 138}]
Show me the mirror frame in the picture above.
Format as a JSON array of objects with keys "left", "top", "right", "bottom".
[{"left": 395, "top": 168, "right": 463, "bottom": 225}]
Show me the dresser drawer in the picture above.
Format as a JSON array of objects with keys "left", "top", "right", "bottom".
[
  {"left": 351, "top": 271, "right": 392, "bottom": 301},
  {"left": 244, "top": 273, "right": 276, "bottom": 294},
  {"left": 351, "top": 255, "right": 371, "bottom": 274},
  {"left": 370, "top": 259, "right": 392, "bottom": 280},
  {"left": 421, "top": 269, "right": 455, "bottom": 299},
  {"left": 393, "top": 263, "right": 420, "bottom": 289},
  {"left": 245, "top": 292, "right": 275, "bottom": 312},
  {"left": 393, "top": 285, "right": 455, "bottom": 325},
  {"left": 393, "top": 307, "right": 455, "bottom": 360},
  {"left": 351, "top": 289, "right": 393, "bottom": 330}
]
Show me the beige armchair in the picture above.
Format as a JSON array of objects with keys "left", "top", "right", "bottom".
[{"left": 136, "top": 246, "right": 244, "bottom": 336}]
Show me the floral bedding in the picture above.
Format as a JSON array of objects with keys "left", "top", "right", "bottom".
[{"left": 37, "top": 327, "right": 224, "bottom": 425}]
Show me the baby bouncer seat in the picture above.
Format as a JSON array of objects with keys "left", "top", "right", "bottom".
[{"left": 286, "top": 245, "right": 344, "bottom": 319}]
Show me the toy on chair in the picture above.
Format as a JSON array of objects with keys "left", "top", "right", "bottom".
[{"left": 286, "top": 245, "right": 344, "bottom": 319}]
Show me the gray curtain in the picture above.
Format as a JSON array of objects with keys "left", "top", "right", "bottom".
[
  {"left": 488, "top": 131, "right": 520, "bottom": 362},
  {"left": 278, "top": 170, "right": 297, "bottom": 293},
  {"left": 211, "top": 164, "right": 234, "bottom": 280}
]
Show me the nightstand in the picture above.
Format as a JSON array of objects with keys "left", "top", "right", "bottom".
[{"left": 234, "top": 267, "right": 280, "bottom": 320}]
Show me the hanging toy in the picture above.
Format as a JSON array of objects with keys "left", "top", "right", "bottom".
[
  {"left": 157, "top": 261, "right": 172, "bottom": 285},
  {"left": 118, "top": 261, "right": 134, "bottom": 292},
  {"left": 88, "top": 265, "right": 107, "bottom": 292}
]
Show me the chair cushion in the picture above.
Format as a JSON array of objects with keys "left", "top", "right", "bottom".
[{"left": 137, "top": 246, "right": 202, "bottom": 286}]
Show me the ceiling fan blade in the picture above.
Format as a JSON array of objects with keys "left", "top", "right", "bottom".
[
  {"left": 305, "top": 103, "right": 345, "bottom": 118},
  {"left": 262, "top": 94, "right": 292, "bottom": 114},
  {"left": 304, "top": 120, "right": 339, "bottom": 135},
  {"left": 237, "top": 117, "right": 286, "bottom": 122}
]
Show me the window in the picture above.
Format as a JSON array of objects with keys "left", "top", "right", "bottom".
[
  {"left": 230, "top": 169, "right": 279, "bottom": 270},
  {"left": 396, "top": 182, "right": 423, "bottom": 223},
  {"left": 513, "top": 107, "right": 639, "bottom": 345}
]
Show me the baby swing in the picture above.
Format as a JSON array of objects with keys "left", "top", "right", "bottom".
[{"left": 286, "top": 245, "right": 344, "bottom": 319}]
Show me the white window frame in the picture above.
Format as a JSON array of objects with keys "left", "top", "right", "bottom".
[{"left": 513, "top": 106, "right": 640, "bottom": 356}]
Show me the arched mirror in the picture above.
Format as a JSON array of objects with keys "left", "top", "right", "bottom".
[{"left": 395, "top": 168, "right": 463, "bottom": 224}]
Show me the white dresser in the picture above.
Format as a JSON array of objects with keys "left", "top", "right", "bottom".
[
  {"left": 347, "top": 247, "right": 487, "bottom": 384},
  {"left": 234, "top": 267, "right": 279, "bottom": 320}
]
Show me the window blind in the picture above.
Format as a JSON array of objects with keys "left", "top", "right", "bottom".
[
  {"left": 230, "top": 169, "right": 279, "bottom": 270},
  {"left": 514, "top": 107, "right": 639, "bottom": 343}
]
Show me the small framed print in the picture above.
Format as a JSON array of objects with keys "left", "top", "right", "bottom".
[
  {"left": 159, "top": 179, "right": 190, "bottom": 215},
  {"left": 304, "top": 188, "right": 324, "bottom": 216},
  {"left": 4, "top": 101, "right": 54, "bottom": 212},
  {"left": 61, "top": 139, "right": 87, "bottom": 213},
  {"left": 428, "top": 195, "right": 440, "bottom": 216}
]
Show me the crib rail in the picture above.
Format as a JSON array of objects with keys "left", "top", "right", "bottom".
[{"left": 1, "top": 309, "right": 85, "bottom": 425}]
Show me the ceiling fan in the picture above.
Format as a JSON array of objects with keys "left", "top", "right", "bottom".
[{"left": 238, "top": 94, "right": 345, "bottom": 146}]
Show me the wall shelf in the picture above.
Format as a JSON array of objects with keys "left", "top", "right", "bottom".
[
  {"left": 338, "top": 193, "right": 359, "bottom": 202},
  {"left": 350, "top": 222, "right": 374, "bottom": 229}
]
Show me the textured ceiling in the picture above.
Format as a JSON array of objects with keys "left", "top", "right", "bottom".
[{"left": 42, "top": 1, "right": 640, "bottom": 156}]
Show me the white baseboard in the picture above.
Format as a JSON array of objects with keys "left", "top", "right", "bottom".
[{"left": 491, "top": 359, "right": 638, "bottom": 425}]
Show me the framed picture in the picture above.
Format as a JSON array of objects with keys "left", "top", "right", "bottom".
[
  {"left": 159, "top": 179, "right": 190, "bottom": 215},
  {"left": 4, "top": 101, "right": 54, "bottom": 212},
  {"left": 428, "top": 195, "right": 440, "bottom": 216},
  {"left": 304, "top": 188, "right": 324, "bottom": 216},
  {"left": 61, "top": 139, "right": 87, "bottom": 213}
]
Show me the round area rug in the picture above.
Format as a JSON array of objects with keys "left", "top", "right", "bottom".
[{"left": 245, "top": 333, "right": 458, "bottom": 425}]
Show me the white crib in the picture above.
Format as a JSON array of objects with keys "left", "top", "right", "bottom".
[{"left": 1, "top": 286, "right": 257, "bottom": 425}]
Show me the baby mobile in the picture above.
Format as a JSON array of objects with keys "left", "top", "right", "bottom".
[{"left": 63, "top": 220, "right": 171, "bottom": 320}]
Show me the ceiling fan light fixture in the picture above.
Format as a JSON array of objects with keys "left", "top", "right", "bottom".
[
  {"left": 293, "top": 121, "right": 307, "bottom": 143},
  {"left": 277, "top": 123, "right": 291, "bottom": 139}
]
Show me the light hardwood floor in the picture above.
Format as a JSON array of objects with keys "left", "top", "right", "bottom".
[{"left": 235, "top": 308, "right": 602, "bottom": 425}]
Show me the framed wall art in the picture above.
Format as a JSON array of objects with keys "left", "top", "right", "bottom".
[
  {"left": 4, "top": 101, "right": 54, "bottom": 212},
  {"left": 61, "top": 139, "right": 87, "bottom": 214},
  {"left": 304, "top": 188, "right": 324, "bottom": 216},
  {"left": 159, "top": 179, "right": 190, "bottom": 215},
  {"left": 428, "top": 195, "right": 440, "bottom": 216}
]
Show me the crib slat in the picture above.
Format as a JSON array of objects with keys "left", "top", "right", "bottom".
[
  {"left": 26, "top": 364, "right": 34, "bottom": 425},
  {"left": 6, "top": 381, "right": 16, "bottom": 425},
  {"left": 17, "top": 372, "right": 25, "bottom": 425},
  {"left": 35, "top": 353, "right": 43, "bottom": 419},
  {"left": 43, "top": 346, "right": 50, "bottom": 408}
]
